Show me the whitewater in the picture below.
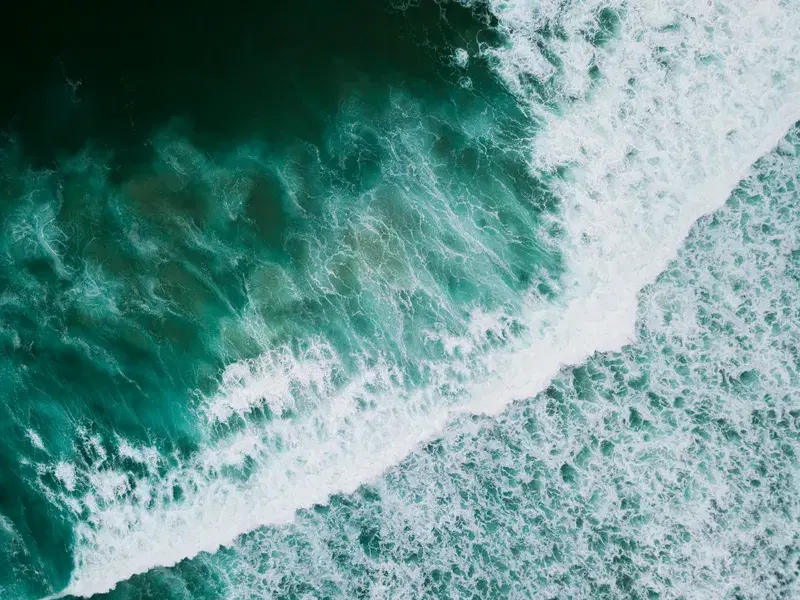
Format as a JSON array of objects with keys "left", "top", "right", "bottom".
[{"left": 0, "top": 0, "right": 798, "bottom": 598}]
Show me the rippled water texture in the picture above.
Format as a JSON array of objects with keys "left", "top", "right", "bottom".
[{"left": 0, "top": 1, "right": 798, "bottom": 599}]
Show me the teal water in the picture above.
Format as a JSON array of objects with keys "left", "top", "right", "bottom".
[{"left": 0, "top": 1, "right": 798, "bottom": 599}]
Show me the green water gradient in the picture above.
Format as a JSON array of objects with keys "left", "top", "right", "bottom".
[
  {"left": 0, "top": 0, "right": 798, "bottom": 598},
  {"left": 0, "top": 2, "right": 560, "bottom": 597}
]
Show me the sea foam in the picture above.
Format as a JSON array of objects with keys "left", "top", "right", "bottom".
[{"left": 49, "top": 0, "right": 800, "bottom": 596}]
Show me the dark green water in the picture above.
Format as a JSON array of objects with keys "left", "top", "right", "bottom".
[{"left": 0, "top": 1, "right": 798, "bottom": 599}]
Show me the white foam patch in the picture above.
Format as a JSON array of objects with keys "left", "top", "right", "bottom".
[
  {"left": 206, "top": 339, "right": 342, "bottom": 423},
  {"left": 54, "top": 463, "right": 77, "bottom": 493},
  {"left": 453, "top": 47, "right": 470, "bottom": 68},
  {"left": 27, "top": 429, "right": 46, "bottom": 451},
  {"left": 466, "top": 0, "right": 800, "bottom": 412},
  {"left": 53, "top": 0, "right": 800, "bottom": 597},
  {"left": 0, "top": 513, "right": 18, "bottom": 537},
  {"left": 255, "top": 124, "right": 798, "bottom": 600}
]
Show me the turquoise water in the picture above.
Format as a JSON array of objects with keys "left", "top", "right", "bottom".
[{"left": 0, "top": 1, "right": 798, "bottom": 599}]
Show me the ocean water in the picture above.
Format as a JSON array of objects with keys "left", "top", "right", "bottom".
[{"left": 0, "top": 1, "right": 798, "bottom": 599}]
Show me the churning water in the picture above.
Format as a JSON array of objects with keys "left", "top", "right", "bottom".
[{"left": 0, "top": 1, "right": 798, "bottom": 598}]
